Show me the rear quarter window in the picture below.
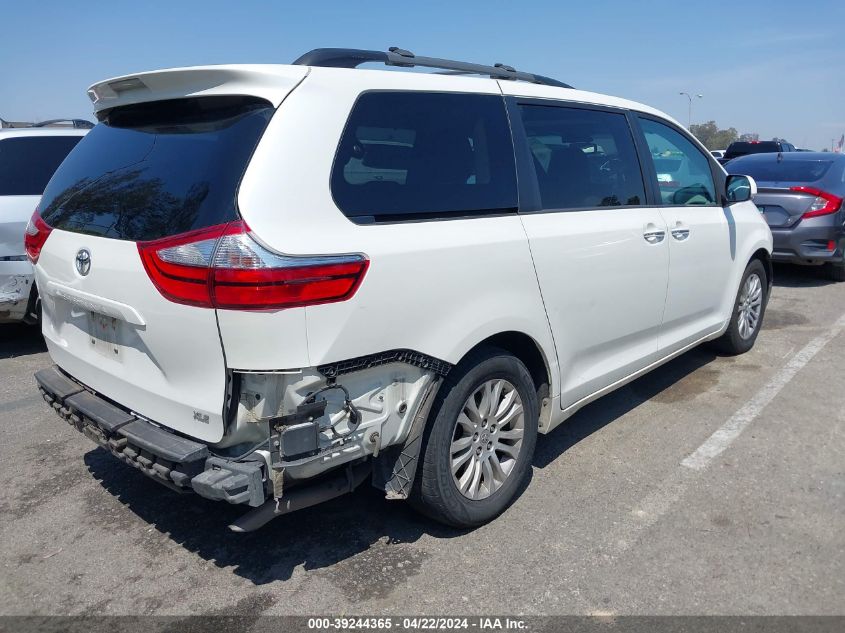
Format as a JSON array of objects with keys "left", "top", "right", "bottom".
[
  {"left": 0, "top": 136, "right": 82, "bottom": 196},
  {"left": 331, "top": 91, "right": 518, "bottom": 223}
]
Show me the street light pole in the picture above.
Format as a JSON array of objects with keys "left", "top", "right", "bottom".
[{"left": 679, "top": 92, "right": 703, "bottom": 129}]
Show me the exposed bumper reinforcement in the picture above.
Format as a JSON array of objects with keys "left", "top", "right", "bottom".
[{"left": 35, "top": 365, "right": 265, "bottom": 505}]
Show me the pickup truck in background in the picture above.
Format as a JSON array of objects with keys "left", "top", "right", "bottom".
[{"left": 719, "top": 140, "right": 796, "bottom": 165}]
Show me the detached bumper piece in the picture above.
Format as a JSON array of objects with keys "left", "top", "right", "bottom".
[
  {"left": 35, "top": 366, "right": 265, "bottom": 506},
  {"left": 228, "top": 462, "right": 370, "bottom": 533}
]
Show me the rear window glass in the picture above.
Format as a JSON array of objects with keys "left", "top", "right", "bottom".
[
  {"left": 0, "top": 136, "right": 82, "bottom": 196},
  {"left": 729, "top": 159, "right": 834, "bottom": 183},
  {"left": 331, "top": 91, "right": 517, "bottom": 223},
  {"left": 40, "top": 96, "right": 273, "bottom": 242}
]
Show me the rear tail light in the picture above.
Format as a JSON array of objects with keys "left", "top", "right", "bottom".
[
  {"left": 790, "top": 186, "right": 843, "bottom": 219},
  {"left": 138, "top": 221, "right": 369, "bottom": 310},
  {"left": 24, "top": 209, "right": 53, "bottom": 264}
]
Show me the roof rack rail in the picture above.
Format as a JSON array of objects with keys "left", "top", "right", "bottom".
[
  {"left": 292, "top": 47, "right": 573, "bottom": 89},
  {"left": 32, "top": 118, "right": 95, "bottom": 129}
]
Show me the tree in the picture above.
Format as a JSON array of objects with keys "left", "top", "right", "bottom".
[
  {"left": 739, "top": 132, "right": 759, "bottom": 142},
  {"left": 689, "top": 121, "right": 738, "bottom": 150}
]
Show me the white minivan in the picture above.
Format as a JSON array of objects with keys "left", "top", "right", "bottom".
[{"left": 32, "top": 48, "right": 772, "bottom": 531}]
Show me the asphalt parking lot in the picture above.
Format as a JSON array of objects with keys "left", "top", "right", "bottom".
[{"left": 0, "top": 264, "right": 843, "bottom": 617}]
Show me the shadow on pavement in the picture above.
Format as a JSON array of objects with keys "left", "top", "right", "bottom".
[
  {"left": 533, "top": 346, "right": 717, "bottom": 468},
  {"left": 0, "top": 323, "right": 46, "bottom": 359},
  {"left": 772, "top": 262, "right": 837, "bottom": 288},
  {"left": 84, "top": 346, "right": 721, "bottom": 585},
  {"left": 84, "top": 448, "right": 465, "bottom": 587}
]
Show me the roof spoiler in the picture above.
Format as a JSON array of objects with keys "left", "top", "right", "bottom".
[{"left": 86, "top": 65, "right": 310, "bottom": 113}]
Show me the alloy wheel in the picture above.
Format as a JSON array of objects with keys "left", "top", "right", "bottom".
[
  {"left": 737, "top": 272, "right": 763, "bottom": 339},
  {"left": 449, "top": 379, "right": 525, "bottom": 500}
]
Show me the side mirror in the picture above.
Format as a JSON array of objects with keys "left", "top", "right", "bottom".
[{"left": 725, "top": 174, "right": 757, "bottom": 203}]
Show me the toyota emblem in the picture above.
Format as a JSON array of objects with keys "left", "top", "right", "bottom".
[{"left": 75, "top": 249, "right": 91, "bottom": 276}]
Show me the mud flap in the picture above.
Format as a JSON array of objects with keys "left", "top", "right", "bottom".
[
  {"left": 372, "top": 376, "right": 442, "bottom": 500},
  {"left": 22, "top": 283, "right": 41, "bottom": 325}
]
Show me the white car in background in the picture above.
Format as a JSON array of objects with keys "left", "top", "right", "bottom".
[
  {"left": 0, "top": 125, "right": 88, "bottom": 323},
  {"left": 32, "top": 48, "right": 772, "bottom": 531}
]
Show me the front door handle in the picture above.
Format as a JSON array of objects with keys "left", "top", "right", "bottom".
[
  {"left": 643, "top": 229, "right": 666, "bottom": 244},
  {"left": 671, "top": 224, "right": 691, "bottom": 241}
]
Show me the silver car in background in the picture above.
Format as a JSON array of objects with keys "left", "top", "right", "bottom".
[
  {"left": 727, "top": 152, "right": 845, "bottom": 281},
  {"left": 0, "top": 125, "right": 87, "bottom": 323}
]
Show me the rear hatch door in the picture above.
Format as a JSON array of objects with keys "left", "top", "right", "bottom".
[
  {"left": 751, "top": 160, "right": 837, "bottom": 229},
  {"left": 35, "top": 89, "right": 292, "bottom": 443},
  {"left": 755, "top": 187, "right": 818, "bottom": 228}
]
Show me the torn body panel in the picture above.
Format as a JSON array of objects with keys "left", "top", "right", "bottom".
[
  {"left": 225, "top": 358, "right": 445, "bottom": 485},
  {"left": 37, "top": 350, "right": 449, "bottom": 523}
]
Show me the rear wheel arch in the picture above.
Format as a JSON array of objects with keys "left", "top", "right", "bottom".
[
  {"left": 410, "top": 344, "right": 540, "bottom": 526},
  {"left": 450, "top": 331, "right": 552, "bottom": 430}
]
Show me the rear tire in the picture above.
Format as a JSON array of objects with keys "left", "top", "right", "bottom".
[
  {"left": 410, "top": 347, "right": 538, "bottom": 528},
  {"left": 713, "top": 259, "right": 768, "bottom": 355},
  {"left": 824, "top": 261, "right": 845, "bottom": 282}
]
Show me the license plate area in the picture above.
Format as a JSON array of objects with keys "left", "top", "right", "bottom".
[{"left": 87, "top": 311, "right": 122, "bottom": 360}]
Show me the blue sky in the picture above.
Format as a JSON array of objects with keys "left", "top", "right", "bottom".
[{"left": 3, "top": 0, "right": 843, "bottom": 150}]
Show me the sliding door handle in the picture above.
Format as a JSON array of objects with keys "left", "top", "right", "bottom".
[
  {"left": 643, "top": 229, "right": 666, "bottom": 244},
  {"left": 671, "top": 225, "right": 691, "bottom": 241}
]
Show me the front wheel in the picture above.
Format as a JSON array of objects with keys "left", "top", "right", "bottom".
[
  {"left": 713, "top": 259, "right": 768, "bottom": 355},
  {"left": 410, "top": 347, "right": 539, "bottom": 528}
]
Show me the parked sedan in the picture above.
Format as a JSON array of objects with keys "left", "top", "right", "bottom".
[{"left": 728, "top": 152, "right": 845, "bottom": 280}]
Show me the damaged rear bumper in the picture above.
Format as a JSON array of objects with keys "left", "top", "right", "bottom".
[
  {"left": 35, "top": 365, "right": 266, "bottom": 507},
  {"left": 0, "top": 266, "right": 34, "bottom": 323},
  {"left": 35, "top": 351, "right": 446, "bottom": 530}
]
